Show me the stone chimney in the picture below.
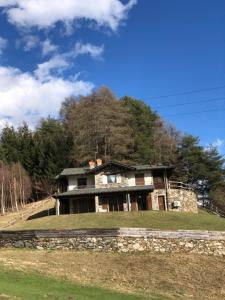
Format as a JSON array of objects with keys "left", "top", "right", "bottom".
[
  {"left": 96, "top": 158, "right": 102, "bottom": 166},
  {"left": 89, "top": 161, "right": 95, "bottom": 169}
]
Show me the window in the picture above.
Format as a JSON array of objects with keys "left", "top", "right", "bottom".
[
  {"left": 135, "top": 173, "right": 145, "bottom": 185},
  {"left": 77, "top": 178, "right": 87, "bottom": 189},
  {"left": 107, "top": 174, "right": 117, "bottom": 184}
]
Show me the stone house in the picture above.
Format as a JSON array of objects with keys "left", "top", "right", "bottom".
[{"left": 55, "top": 160, "right": 198, "bottom": 214}]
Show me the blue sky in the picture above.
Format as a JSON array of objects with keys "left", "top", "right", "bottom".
[{"left": 0, "top": 0, "right": 225, "bottom": 154}]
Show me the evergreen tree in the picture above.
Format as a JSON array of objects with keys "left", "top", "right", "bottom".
[
  {"left": 121, "top": 96, "right": 179, "bottom": 164},
  {"left": 33, "top": 117, "right": 71, "bottom": 191},
  {"left": 0, "top": 126, "right": 19, "bottom": 163}
]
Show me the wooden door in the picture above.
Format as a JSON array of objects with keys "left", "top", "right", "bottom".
[
  {"left": 135, "top": 173, "right": 145, "bottom": 186},
  {"left": 130, "top": 194, "right": 138, "bottom": 211},
  {"left": 158, "top": 196, "right": 166, "bottom": 210},
  {"left": 147, "top": 194, "right": 152, "bottom": 210}
]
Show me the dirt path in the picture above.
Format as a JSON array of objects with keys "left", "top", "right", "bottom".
[{"left": 0, "top": 197, "right": 55, "bottom": 229}]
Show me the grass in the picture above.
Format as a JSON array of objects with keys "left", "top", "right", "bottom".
[
  {"left": 0, "top": 267, "right": 148, "bottom": 300},
  {"left": 0, "top": 249, "right": 224, "bottom": 299},
  {"left": 10, "top": 209, "right": 225, "bottom": 231}
]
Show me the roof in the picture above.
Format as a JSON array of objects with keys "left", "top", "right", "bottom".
[
  {"left": 57, "top": 162, "right": 173, "bottom": 178},
  {"left": 87, "top": 161, "right": 135, "bottom": 174},
  {"left": 56, "top": 184, "right": 154, "bottom": 198}
]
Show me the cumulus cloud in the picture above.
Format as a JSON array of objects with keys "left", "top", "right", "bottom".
[
  {"left": 74, "top": 42, "right": 104, "bottom": 59},
  {"left": 35, "top": 55, "right": 69, "bottom": 81},
  {"left": 0, "top": 37, "right": 8, "bottom": 55},
  {"left": 0, "top": 66, "right": 94, "bottom": 127},
  {"left": 0, "top": 0, "right": 137, "bottom": 31},
  {"left": 42, "top": 39, "right": 58, "bottom": 56}
]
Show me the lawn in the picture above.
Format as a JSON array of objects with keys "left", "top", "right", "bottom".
[
  {"left": 0, "top": 267, "right": 148, "bottom": 300},
  {"left": 0, "top": 249, "right": 224, "bottom": 300},
  {"left": 10, "top": 209, "right": 225, "bottom": 231}
]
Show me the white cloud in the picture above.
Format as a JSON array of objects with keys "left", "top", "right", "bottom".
[
  {"left": 22, "top": 34, "right": 39, "bottom": 51},
  {"left": 0, "top": 0, "right": 137, "bottom": 31},
  {"left": 35, "top": 55, "right": 69, "bottom": 81},
  {"left": 36, "top": 42, "right": 104, "bottom": 81},
  {"left": 74, "top": 42, "right": 104, "bottom": 59},
  {"left": 0, "top": 37, "right": 8, "bottom": 55},
  {"left": 0, "top": 66, "right": 94, "bottom": 127},
  {"left": 212, "top": 139, "right": 224, "bottom": 149},
  {"left": 42, "top": 39, "right": 58, "bottom": 56}
]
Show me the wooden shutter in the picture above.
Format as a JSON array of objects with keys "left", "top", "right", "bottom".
[{"left": 135, "top": 173, "right": 145, "bottom": 186}]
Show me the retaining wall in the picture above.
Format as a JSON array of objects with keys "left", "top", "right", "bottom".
[{"left": 1, "top": 228, "right": 225, "bottom": 256}]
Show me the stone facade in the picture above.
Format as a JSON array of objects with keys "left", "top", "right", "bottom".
[
  {"left": 151, "top": 189, "right": 166, "bottom": 210},
  {"left": 95, "top": 172, "right": 128, "bottom": 188},
  {"left": 0, "top": 229, "right": 225, "bottom": 256},
  {"left": 150, "top": 188, "right": 198, "bottom": 213},
  {"left": 167, "top": 188, "right": 198, "bottom": 213}
]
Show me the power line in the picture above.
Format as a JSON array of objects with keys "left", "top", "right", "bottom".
[
  {"left": 154, "top": 96, "right": 225, "bottom": 109},
  {"left": 163, "top": 107, "right": 225, "bottom": 117},
  {"left": 146, "top": 85, "right": 225, "bottom": 100}
]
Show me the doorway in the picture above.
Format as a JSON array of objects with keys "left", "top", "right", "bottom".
[{"left": 158, "top": 195, "right": 166, "bottom": 210}]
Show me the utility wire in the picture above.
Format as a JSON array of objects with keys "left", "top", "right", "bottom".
[
  {"left": 163, "top": 107, "right": 225, "bottom": 117},
  {"left": 146, "top": 85, "right": 225, "bottom": 100},
  {"left": 154, "top": 96, "right": 225, "bottom": 109}
]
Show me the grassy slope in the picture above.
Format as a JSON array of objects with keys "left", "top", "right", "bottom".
[
  {"left": 0, "top": 249, "right": 224, "bottom": 300},
  {"left": 10, "top": 209, "right": 225, "bottom": 231},
  {"left": 0, "top": 267, "right": 149, "bottom": 300}
]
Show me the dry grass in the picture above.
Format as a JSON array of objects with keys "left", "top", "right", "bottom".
[
  {"left": 0, "top": 249, "right": 224, "bottom": 299},
  {"left": 0, "top": 198, "right": 55, "bottom": 229}
]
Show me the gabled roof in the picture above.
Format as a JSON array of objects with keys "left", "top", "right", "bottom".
[
  {"left": 87, "top": 161, "right": 135, "bottom": 174},
  {"left": 57, "top": 162, "right": 173, "bottom": 178},
  {"left": 59, "top": 167, "right": 89, "bottom": 176}
]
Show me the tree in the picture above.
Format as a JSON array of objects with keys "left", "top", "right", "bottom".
[
  {"left": 209, "top": 185, "right": 225, "bottom": 211},
  {"left": 174, "top": 135, "right": 206, "bottom": 183},
  {"left": 174, "top": 135, "right": 225, "bottom": 206},
  {"left": 67, "top": 87, "right": 134, "bottom": 164},
  {"left": 17, "top": 122, "right": 35, "bottom": 176},
  {"left": 121, "top": 96, "right": 180, "bottom": 164},
  {"left": 0, "top": 162, "right": 32, "bottom": 214},
  {"left": 0, "top": 126, "right": 19, "bottom": 163},
  {"left": 32, "top": 117, "right": 71, "bottom": 192}
]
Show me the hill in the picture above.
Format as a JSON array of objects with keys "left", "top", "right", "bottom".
[{"left": 9, "top": 208, "right": 225, "bottom": 231}]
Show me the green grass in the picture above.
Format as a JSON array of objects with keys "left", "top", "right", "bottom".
[
  {"left": 11, "top": 209, "right": 225, "bottom": 231},
  {"left": 0, "top": 267, "right": 154, "bottom": 300}
]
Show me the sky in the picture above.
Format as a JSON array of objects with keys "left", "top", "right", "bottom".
[{"left": 0, "top": 0, "right": 225, "bottom": 155}]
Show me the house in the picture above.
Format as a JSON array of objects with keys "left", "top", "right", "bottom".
[{"left": 55, "top": 159, "right": 198, "bottom": 214}]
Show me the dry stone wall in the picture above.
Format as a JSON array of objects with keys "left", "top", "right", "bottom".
[
  {"left": 167, "top": 189, "right": 198, "bottom": 213},
  {"left": 0, "top": 229, "right": 225, "bottom": 256}
]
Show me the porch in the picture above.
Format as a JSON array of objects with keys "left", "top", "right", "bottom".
[{"left": 57, "top": 185, "right": 154, "bottom": 214}]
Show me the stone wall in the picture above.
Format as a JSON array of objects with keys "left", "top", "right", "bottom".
[
  {"left": 167, "top": 188, "right": 198, "bottom": 213},
  {"left": 0, "top": 229, "right": 224, "bottom": 256},
  {"left": 95, "top": 172, "right": 128, "bottom": 188},
  {"left": 151, "top": 188, "right": 198, "bottom": 213}
]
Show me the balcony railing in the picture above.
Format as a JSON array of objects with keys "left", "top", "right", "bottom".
[
  {"left": 67, "top": 181, "right": 195, "bottom": 192},
  {"left": 168, "top": 181, "right": 194, "bottom": 191},
  {"left": 69, "top": 183, "right": 149, "bottom": 191}
]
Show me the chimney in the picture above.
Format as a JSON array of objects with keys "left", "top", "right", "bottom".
[
  {"left": 89, "top": 161, "right": 95, "bottom": 169},
  {"left": 96, "top": 158, "right": 102, "bottom": 166}
]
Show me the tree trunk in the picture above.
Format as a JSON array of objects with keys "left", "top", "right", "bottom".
[
  {"left": 1, "top": 174, "right": 5, "bottom": 215},
  {"left": 13, "top": 176, "right": 19, "bottom": 212}
]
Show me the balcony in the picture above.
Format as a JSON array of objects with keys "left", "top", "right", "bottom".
[
  {"left": 168, "top": 181, "right": 194, "bottom": 191},
  {"left": 68, "top": 183, "right": 150, "bottom": 191}
]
